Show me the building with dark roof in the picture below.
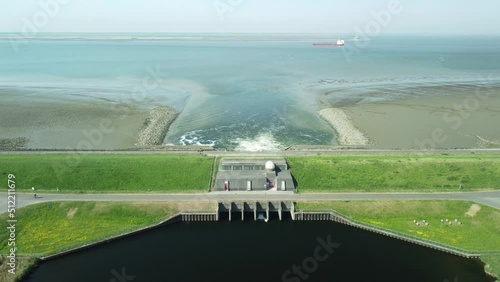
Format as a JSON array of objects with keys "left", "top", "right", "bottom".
[{"left": 214, "top": 158, "right": 295, "bottom": 191}]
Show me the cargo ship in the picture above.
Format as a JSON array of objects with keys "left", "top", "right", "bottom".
[{"left": 313, "top": 39, "right": 345, "bottom": 47}]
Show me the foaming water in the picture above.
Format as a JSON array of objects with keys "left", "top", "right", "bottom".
[
  {"left": 234, "top": 132, "right": 285, "bottom": 152},
  {"left": 179, "top": 130, "right": 217, "bottom": 147}
]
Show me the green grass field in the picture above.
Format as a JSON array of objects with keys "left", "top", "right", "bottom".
[
  {"left": 297, "top": 200, "right": 500, "bottom": 278},
  {"left": 0, "top": 201, "right": 180, "bottom": 255},
  {"left": 0, "top": 154, "right": 213, "bottom": 193},
  {"left": 287, "top": 154, "right": 500, "bottom": 192}
]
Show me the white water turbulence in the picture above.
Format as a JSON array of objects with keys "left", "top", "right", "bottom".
[{"left": 233, "top": 132, "right": 286, "bottom": 152}]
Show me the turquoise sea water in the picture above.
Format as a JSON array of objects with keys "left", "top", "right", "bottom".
[{"left": 1, "top": 34, "right": 500, "bottom": 150}]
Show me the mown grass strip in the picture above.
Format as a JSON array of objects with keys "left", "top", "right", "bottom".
[
  {"left": 0, "top": 154, "right": 213, "bottom": 193},
  {"left": 288, "top": 154, "right": 500, "bottom": 192}
]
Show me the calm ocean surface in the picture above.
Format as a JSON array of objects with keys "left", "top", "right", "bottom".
[{"left": 1, "top": 34, "right": 500, "bottom": 150}]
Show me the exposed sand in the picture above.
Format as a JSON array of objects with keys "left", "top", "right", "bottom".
[
  {"left": 0, "top": 91, "right": 177, "bottom": 150},
  {"left": 318, "top": 108, "right": 371, "bottom": 146},
  {"left": 465, "top": 204, "right": 481, "bottom": 218},
  {"left": 66, "top": 208, "right": 78, "bottom": 219},
  {"left": 341, "top": 91, "right": 500, "bottom": 149}
]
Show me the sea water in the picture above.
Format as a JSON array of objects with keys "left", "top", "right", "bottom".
[{"left": 1, "top": 34, "right": 499, "bottom": 150}]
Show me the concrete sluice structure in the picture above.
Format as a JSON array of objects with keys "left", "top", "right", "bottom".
[
  {"left": 171, "top": 201, "right": 295, "bottom": 223},
  {"left": 217, "top": 201, "right": 295, "bottom": 221},
  {"left": 214, "top": 158, "right": 295, "bottom": 192}
]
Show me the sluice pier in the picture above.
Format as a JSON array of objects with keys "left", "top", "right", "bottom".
[{"left": 217, "top": 201, "right": 295, "bottom": 221}]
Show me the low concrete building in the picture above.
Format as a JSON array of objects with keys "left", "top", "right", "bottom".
[{"left": 214, "top": 158, "right": 295, "bottom": 191}]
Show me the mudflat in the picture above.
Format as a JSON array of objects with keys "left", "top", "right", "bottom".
[
  {"left": 0, "top": 92, "right": 151, "bottom": 150},
  {"left": 342, "top": 90, "right": 500, "bottom": 149}
]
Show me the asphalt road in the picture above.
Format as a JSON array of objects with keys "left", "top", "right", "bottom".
[{"left": 2, "top": 191, "right": 500, "bottom": 214}]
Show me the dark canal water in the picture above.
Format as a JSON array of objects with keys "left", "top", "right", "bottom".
[{"left": 23, "top": 220, "right": 494, "bottom": 282}]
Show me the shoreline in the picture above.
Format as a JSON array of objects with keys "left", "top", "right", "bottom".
[
  {"left": 341, "top": 92, "right": 500, "bottom": 149},
  {"left": 0, "top": 91, "right": 182, "bottom": 150},
  {"left": 2, "top": 84, "right": 500, "bottom": 151},
  {"left": 318, "top": 108, "right": 371, "bottom": 146}
]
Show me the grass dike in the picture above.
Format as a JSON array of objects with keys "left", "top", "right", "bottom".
[
  {"left": 287, "top": 153, "right": 500, "bottom": 192},
  {"left": 136, "top": 106, "right": 179, "bottom": 146},
  {"left": 0, "top": 154, "right": 213, "bottom": 193}
]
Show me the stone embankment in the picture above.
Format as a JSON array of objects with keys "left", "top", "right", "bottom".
[
  {"left": 136, "top": 106, "right": 178, "bottom": 146},
  {"left": 318, "top": 108, "right": 371, "bottom": 146}
]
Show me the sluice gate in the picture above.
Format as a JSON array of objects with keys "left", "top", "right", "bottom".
[{"left": 217, "top": 201, "right": 295, "bottom": 221}]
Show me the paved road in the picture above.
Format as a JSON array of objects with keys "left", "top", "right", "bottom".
[{"left": 2, "top": 191, "right": 500, "bottom": 213}]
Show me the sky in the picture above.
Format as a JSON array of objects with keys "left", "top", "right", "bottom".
[{"left": 0, "top": 0, "right": 499, "bottom": 34}]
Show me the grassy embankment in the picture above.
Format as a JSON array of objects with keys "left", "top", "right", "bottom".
[
  {"left": 0, "top": 154, "right": 213, "bottom": 193},
  {"left": 297, "top": 200, "right": 500, "bottom": 278},
  {"left": 2, "top": 153, "right": 499, "bottom": 193},
  {"left": 0, "top": 201, "right": 216, "bottom": 282},
  {"left": 288, "top": 153, "right": 500, "bottom": 192}
]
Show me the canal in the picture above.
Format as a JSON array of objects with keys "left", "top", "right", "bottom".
[{"left": 23, "top": 220, "right": 493, "bottom": 282}]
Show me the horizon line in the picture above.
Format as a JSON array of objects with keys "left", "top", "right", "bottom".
[{"left": 0, "top": 31, "right": 499, "bottom": 36}]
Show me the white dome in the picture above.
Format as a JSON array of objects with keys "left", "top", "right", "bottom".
[{"left": 265, "top": 161, "right": 275, "bottom": 171}]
